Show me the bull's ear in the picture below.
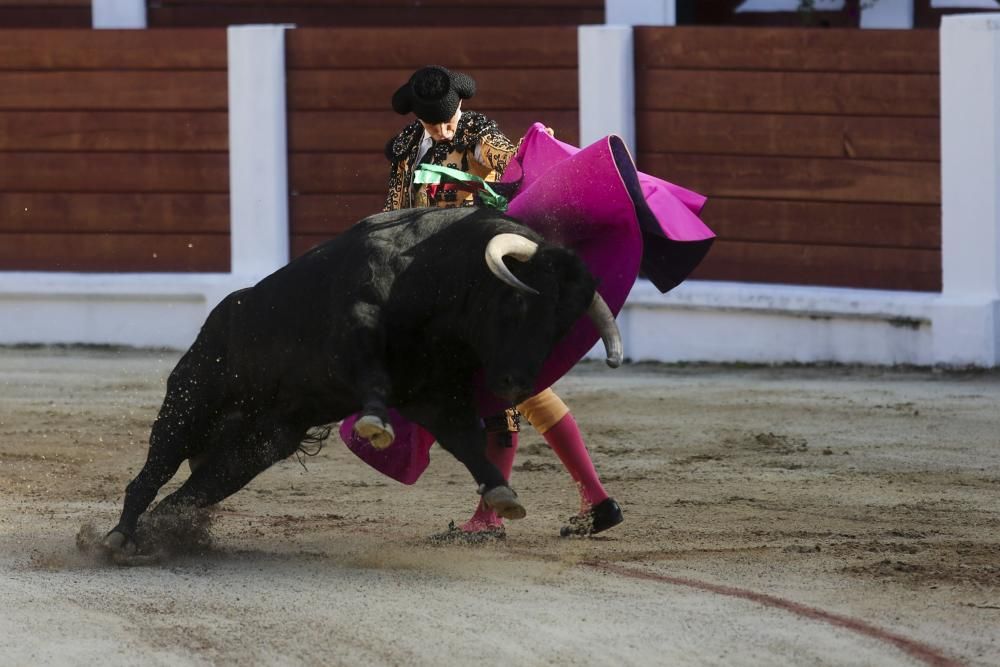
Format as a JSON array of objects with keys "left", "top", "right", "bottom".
[{"left": 549, "top": 247, "right": 594, "bottom": 288}]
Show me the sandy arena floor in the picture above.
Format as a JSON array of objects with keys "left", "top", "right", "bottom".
[{"left": 0, "top": 346, "right": 998, "bottom": 666}]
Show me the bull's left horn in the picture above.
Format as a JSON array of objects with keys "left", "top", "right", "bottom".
[
  {"left": 484, "top": 234, "right": 540, "bottom": 295},
  {"left": 587, "top": 292, "right": 623, "bottom": 368}
]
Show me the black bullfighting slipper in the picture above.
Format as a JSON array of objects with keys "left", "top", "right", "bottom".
[
  {"left": 559, "top": 497, "right": 624, "bottom": 537},
  {"left": 430, "top": 521, "right": 506, "bottom": 545}
]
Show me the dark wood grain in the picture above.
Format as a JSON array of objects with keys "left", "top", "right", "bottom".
[
  {"left": 0, "top": 29, "right": 227, "bottom": 69},
  {"left": 639, "top": 154, "right": 940, "bottom": 205},
  {"left": 0, "top": 232, "right": 230, "bottom": 272},
  {"left": 0, "top": 111, "right": 228, "bottom": 151},
  {"left": 0, "top": 152, "right": 229, "bottom": 192},
  {"left": 635, "top": 27, "right": 938, "bottom": 73},
  {"left": 636, "top": 69, "right": 939, "bottom": 116},
  {"left": 691, "top": 240, "right": 941, "bottom": 291},
  {"left": 637, "top": 111, "right": 939, "bottom": 161}
]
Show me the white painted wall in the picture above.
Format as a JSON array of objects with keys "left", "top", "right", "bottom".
[
  {"left": 92, "top": 0, "right": 146, "bottom": 29},
  {"left": 606, "top": 0, "right": 676, "bottom": 25},
  {"left": 578, "top": 26, "right": 635, "bottom": 152},
  {"left": 227, "top": 25, "right": 291, "bottom": 282},
  {"left": 932, "top": 1, "right": 1000, "bottom": 8},
  {"left": 860, "top": 0, "right": 914, "bottom": 28},
  {"left": 935, "top": 13, "right": 1000, "bottom": 365}
]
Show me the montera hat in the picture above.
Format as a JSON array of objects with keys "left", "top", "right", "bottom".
[{"left": 391, "top": 66, "right": 476, "bottom": 123}]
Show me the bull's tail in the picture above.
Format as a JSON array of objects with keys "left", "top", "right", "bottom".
[{"left": 294, "top": 424, "right": 333, "bottom": 469}]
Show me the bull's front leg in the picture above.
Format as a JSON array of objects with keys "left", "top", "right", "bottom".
[{"left": 416, "top": 406, "right": 526, "bottom": 521}]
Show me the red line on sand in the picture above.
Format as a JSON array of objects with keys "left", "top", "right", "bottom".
[{"left": 584, "top": 560, "right": 963, "bottom": 667}]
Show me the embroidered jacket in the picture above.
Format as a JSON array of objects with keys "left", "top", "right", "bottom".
[{"left": 384, "top": 111, "right": 518, "bottom": 211}]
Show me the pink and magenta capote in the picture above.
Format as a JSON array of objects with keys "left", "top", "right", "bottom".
[{"left": 339, "top": 124, "right": 714, "bottom": 484}]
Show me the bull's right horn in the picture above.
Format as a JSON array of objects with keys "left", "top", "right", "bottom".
[
  {"left": 484, "top": 233, "right": 540, "bottom": 295},
  {"left": 587, "top": 292, "right": 623, "bottom": 368}
]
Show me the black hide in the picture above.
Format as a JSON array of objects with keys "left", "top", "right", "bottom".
[{"left": 108, "top": 207, "right": 599, "bottom": 540}]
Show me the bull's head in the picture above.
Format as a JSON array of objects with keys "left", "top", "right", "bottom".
[{"left": 478, "top": 233, "right": 622, "bottom": 404}]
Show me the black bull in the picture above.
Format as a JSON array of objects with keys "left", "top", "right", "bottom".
[{"left": 104, "top": 207, "right": 622, "bottom": 554}]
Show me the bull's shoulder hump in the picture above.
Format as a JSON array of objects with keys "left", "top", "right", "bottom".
[{"left": 360, "top": 207, "right": 473, "bottom": 236}]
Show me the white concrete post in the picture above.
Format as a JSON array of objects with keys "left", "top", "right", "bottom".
[
  {"left": 92, "top": 0, "right": 146, "bottom": 28},
  {"left": 934, "top": 14, "right": 1000, "bottom": 366},
  {"left": 606, "top": 0, "right": 676, "bottom": 25},
  {"left": 578, "top": 26, "right": 635, "bottom": 152},
  {"left": 860, "top": 0, "right": 914, "bottom": 28},
  {"left": 227, "top": 25, "right": 291, "bottom": 280}
]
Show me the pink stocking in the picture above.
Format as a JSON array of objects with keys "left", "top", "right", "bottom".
[
  {"left": 543, "top": 412, "right": 608, "bottom": 511},
  {"left": 460, "top": 431, "right": 518, "bottom": 532}
]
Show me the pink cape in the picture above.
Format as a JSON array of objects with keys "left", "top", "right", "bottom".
[{"left": 340, "top": 125, "right": 714, "bottom": 484}]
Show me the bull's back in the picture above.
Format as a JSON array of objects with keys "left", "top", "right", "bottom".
[{"left": 193, "top": 207, "right": 538, "bottom": 399}]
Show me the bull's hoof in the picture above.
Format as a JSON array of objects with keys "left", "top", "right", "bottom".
[
  {"left": 101, "top": 530, "right": 137, "bottom": 558},
  {"left": 353, "top": 415, "right": 395, "bottom": 450},
  {"left": 482, "top": 485, "right": 527, "bottom": 520},
  {"left": 100, "top": 530, "right": 165, "bottom": 566}
]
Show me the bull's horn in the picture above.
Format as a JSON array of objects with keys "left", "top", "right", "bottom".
[
  {"left": 587, "top": 292, "right": 623, "bottom": 368},
  {"left": 484, "top": 233, "right": 540, "bottom": 295}
]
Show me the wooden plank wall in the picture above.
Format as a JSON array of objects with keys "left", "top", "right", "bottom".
[
  {"left": 0, "top": 30, "right": 230, "bottom": 272},
  {"left": 635, "top": 27, "right": 941, "bottom": 291},
  {"left": 0, "top": 0, "right": 89, "bottom": 27},
  {"left": 286, "top": 26, "right": 580, "bottom": 257},
  {"left": 149, "top": 0, "right": 603, "bottom": 27}
]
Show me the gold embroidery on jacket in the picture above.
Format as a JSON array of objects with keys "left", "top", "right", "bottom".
[{"left": 383, "top": 111, "right": 517, "bottom": 212}]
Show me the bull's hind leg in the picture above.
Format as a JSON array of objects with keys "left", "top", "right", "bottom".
[
  {"left": 152, "top": 419, "right": 306, "bottom": 515},
  {"left": 104, "top": 346, "right": 220, "bottom": 555},
  {"left": 103, "top": 410, "right": 198, "bottom": 555}
]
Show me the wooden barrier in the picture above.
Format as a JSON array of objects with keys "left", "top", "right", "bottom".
[
  {"left": 148, "top": 0, "right": 603, "bottom": 27},
  {"left": 635, "top": 27, "right": 941, "bottom": 291},
  {"left": 0, "top": 29, "right": 230, "bottom": 272},
  {"left": 0, "top": 0, "right": 89, "bottom": 28},
  {"left": 1, "top": 24, "right": 944, "bottom": 288},
  {"left": 285, "top": 26, "right": 580, "bottom": 257}
]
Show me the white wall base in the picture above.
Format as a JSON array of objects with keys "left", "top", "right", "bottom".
[
  {"left": 931, "top": 297, "right": 1000, "bottom": 366},
  {"left": 0, "top": 273, "right": 253, "bottom": 349},
  {"left": 587, "top": 280, "right": 939, "bottom": 366},
  {"left": 2, "top": 276, "right": 994, "bottom": 369}
]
